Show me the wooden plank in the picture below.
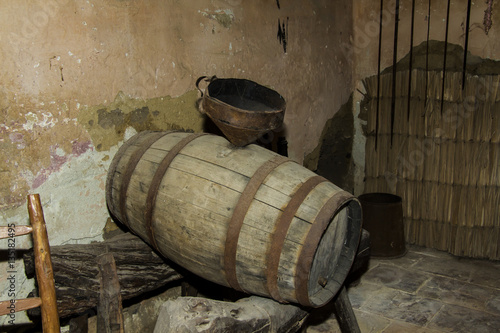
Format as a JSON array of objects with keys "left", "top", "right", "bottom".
[
  {"left": 0, "top": 226, "right": 32, "bottom": 239},
  {"left": 121, "top": 148, "right": 331, "bottom": 225},
  {"left": 125, "top": 157, "right": 341, "bottom": 233},
  {"left": 96, "top": 253, "right": 124, "bottom": 333},
  {"left": 0, "top": 298, "right": 41, "bottom": 316}
]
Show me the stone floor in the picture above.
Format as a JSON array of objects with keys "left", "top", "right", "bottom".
[{"left": 304, "top": 245, "right": 500, "bottom": 333}]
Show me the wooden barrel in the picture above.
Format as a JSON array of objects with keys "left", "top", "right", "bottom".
[{"left": 106, "top": 131, "right": 362, "bottom": 307}]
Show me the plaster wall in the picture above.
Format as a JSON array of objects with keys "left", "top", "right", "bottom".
[{"left": 0, "top": 0, "right": 354, "bottom": 326}]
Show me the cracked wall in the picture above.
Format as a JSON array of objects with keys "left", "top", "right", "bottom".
[{"left": 0, "top": 0, "right": 353, "bottom": 326}]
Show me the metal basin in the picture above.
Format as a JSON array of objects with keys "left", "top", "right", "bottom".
[
  {"left": 197, "top": 77, "right": 286, "bottom": 146},
  {"left": 358, "top": 193, "right": 407, "bottom": 258}
]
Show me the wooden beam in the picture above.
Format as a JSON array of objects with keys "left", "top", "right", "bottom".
[
  {"left": 0, "top": 298, "right": 42, "bottom": 316},
  {"left": 24, "top": 232, "right": 184, "bottom": 318},
  {"left": 0, "top": 225, "right": 33, "bottom": 239}
]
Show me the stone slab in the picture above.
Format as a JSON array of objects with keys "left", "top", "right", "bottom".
[
  {"left": 359, "top": 288, "right": 443, "bottom": 326},
  {"left": 418, "top": 275, "right": 500, "bottom": 312},
  {"left": 361, "top": 263, "right": 430, "bottom": 293},
  {"left": 428, "top": 303, "right": 500, "bottom": 333}
]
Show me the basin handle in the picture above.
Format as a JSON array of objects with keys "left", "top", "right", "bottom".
[{"left": 196, "top": 75, "right": 217, "bottom": 97}]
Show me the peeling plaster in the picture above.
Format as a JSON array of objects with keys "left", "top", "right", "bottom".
[
  {"left": 30, "top": 141, "right": 94, "bottom": 189},
  {"left": 199, "top": 9, "right": 235, "bottom": 28},
  {"left": 0, "top": 92, "right": 91, "bottom": 209},
  {"left": 0, "top": 141, "right": 117, "bottom": 326},
  {"left": 0, "top": 88, "right": 205, "bottom": 210},
  {"left": 78, "top": 90, "right": 205, "bottom": 151}
]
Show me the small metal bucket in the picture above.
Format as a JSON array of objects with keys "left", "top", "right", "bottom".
[
  {"left": 196, "top": 76, "right": 286, "bottom": 146},
  {"left": 358, "top": 193, "right": 407, "bottom": 258}
]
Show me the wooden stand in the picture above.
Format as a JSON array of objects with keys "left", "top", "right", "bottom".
[
  {"left": 24, "top": 229, "right": 369, "bottom": 332},
  {"left": 0, "top": 194, "right": 60, "bottom": 333}
]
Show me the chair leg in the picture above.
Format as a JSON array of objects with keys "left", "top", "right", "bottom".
[{"left": 28, "top": 194, "right": 60, "bottom": 333}]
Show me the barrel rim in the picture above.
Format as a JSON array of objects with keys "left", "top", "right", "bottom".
[{"left": 295, "top": 197, "right": 362, "bottom": 308}]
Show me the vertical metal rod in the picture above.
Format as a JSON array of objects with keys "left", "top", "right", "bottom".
[
  {"left": 440, "top": 0, "right": 452, "bottom": 114},
  {"left": 391, "top": 0, "right": 400, "bottom": 147},
  {"left": 407, "top": 0, "right": 416, "bottom": 121},
  {"left": 462, "top": 0, "right": 472, "bottom": 90},
  {"left": 375, "top": 0, "right": 384, "bottom": 151},
  {"left": 424, "top": 0, "right": 432, "bottom": 110}
]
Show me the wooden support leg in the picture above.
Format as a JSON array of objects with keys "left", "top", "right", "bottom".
[
  {"left": 96, "top": 253, "right": 124, "bottom": 333},
  {"left": 27, "top": 194, "right": 60, "bottom": 333},
  {"left": 332, "top": 286, "right": 361, "bottom": 333}
]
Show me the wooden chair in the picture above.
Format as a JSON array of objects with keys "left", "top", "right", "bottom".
[{"left": 0, "top": 194, "right": 60, "bottom": 333}]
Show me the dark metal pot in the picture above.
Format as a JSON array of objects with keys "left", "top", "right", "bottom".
[{"left": 358, "top": 193, "right": 407, "bottom": 258}]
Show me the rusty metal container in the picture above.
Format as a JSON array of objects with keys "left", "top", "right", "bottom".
[
  {"left": 197, "top": 76, "right": 286, "bottom": 146},
  {"left": 358, "top": 193, "right": 406, "bottom": 258}
]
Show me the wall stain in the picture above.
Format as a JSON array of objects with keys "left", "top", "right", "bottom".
[
  {"left": 129, "top": 107, "right": 150, "bottom": 125},
  {"left": 98, "top": 108, "right": 125, "bottom": 129},
  {"left": 96, "top": 109, "right": 125, "bottom": 129},
  {"left": 79, "top": 90, "right": 206, "bottom": 152},
  {"left": 214, "top": 12, "right": 233, "bottom": 28}
]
